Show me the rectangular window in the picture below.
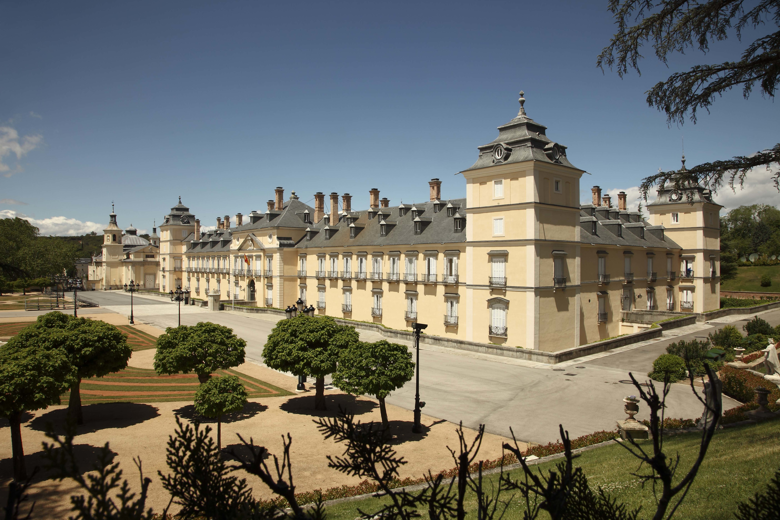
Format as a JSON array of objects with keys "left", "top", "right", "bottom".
[
  {"left": 683, "top": 259, "right": 694, "bottom": 277},
  {"left": 667, "top": 256, "right": 672, "bottom": 274},
  {"left": 405, "top": 257, "right": 416, "bottom": 275},
  {"left": 710, "top": 259, "right": 716, "bottom": 276},
  {"left": 493, "top": 179, "right": 504, "bottom": 198},
  {"left": 318, "top": 290, "right": 325, "bottom": 305},
  {"left": 266, "top": 256, "right": 273, "bottom": 272},
  {"left": 447, "top": 298, "right": 458, "bottom": 318},
  {"left": 330, "top": 256, "right": 338, "bottom": 272},
  {"left": 624, "top": 256, "right": 631, "bottom": 276},
  {"left": 647, "top": 291, "right": 654, "bottom": 310},
  {"left": 318, "top": 257, "right": 325, "bottom": 272},
  {"left": 357, "top": 256, "right": 366, "bottom": 274},
  {"left": 343, "top": 290, "right": 352, "bottom": 306},
  {"left": 683, "top": 289, "right": 693, "bottom": 303},
  {"left": 344, "top": 257, "right": 352, "bottom": 273},
  {"left": 553, "top": 257, "right": 564, "bottom": 279},
  {"left": 407, "top": 296, "right": 417, "bottom": 316},
  {"left": 671, "top": 213, "right": 679, "bottom": 224},
  {"left": 554, "top": 179, "right": 562, "bottom": 193},
  {"left": 491, "top": 257, "right": 505, "bottom": 279},
  {"left": 372, "top": 257, "right": 382, "bottom": 274},
  {"left": 622, "top": 288, "right": 632, "bottom": 311},
  {"left": 598, "top": 296, "right": 606, "bottom": 316},
  {"left": 389, "top": 256, "right": 400, "bottom": 275},
  {"left": 373, "top": 293, "right": 382, "bottom": 310},
  {"left": 426, "top": 256, "right": 436, "bottom": 276},
  {"left": 299, "top": 256, "right": 306, "bottom": 272},
  {"left": 490, "top": 306, "right": 507, "bottom": 330},
  {"left": 647, "top": 257, "right": 653, "bottom": 277},
  {"left": 493, "top": 218, "right": 504, "bottom": 236},
  {"left": 300, "top": 286, "right": 306, "bottom": 303},
  {"left": 598, "top": 257, "right": 606, "bottom": 276},
  {"left": 667, "top": 289, "right": 674, "bottom": 310}
]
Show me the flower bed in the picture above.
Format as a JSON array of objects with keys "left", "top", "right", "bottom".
[
  {"left": 742, "top": 343, "right": 779, "bottom": 364},
  {"left": 721, "top": 365, "right": 780, "bottom": 413}
]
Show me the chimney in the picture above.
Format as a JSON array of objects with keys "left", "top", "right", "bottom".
[
  {"left": 591, "top": 186, "right": 602, "bottom": 206},
  {"left": 224, "top": 215, "right": 230, "bottom": 229},
  {"left": 342, "top": 193, "right": 352, "bottom": 213},
  {"left": 267, "top": 200, "right": 275, "bottom": 212},
  {"left": 329, "top": 192, "right": 339, "bottom": 225},
  {"left": 235, "top": 213, "right": 243, "bottom": 226},
  {"left": 194, "top": 219, "right": 200, "bottom": 239},
  {"left": 617, "top": 191, "right": 627, "bottom": 211},
  {"left": 602, "top": 195, "right": 612, "bottom": 208},
  {"left": 369, "top": 188, "right": 380, "bottom": 210},
  {"left": 216, "top": 217, "right": 222, "bottom": 229},
  {"left": 429, "top": 178, "right": 442, "bottom": 201},
  {"left": 314, "top": 192, "right": 325, "bottom": 223},
  {"left": 380, "top": 197, "right": 389, "bottom": 208},
  {"left": 275, "top": 187, "right": 284, "bottom": 211}
]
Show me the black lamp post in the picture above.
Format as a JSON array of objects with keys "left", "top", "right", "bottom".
[
  {"left": 170, "top": 287, "right": 190, "bottom": 326},
  {"left": 296, "top": 297, "right": 304, "bottom": 313},
  {"left": 65, "top": 277, "right": 83, "bottom": 318},
  {"left": 123, "top": 280, "right": 138, "bottom": 325},
  {"left": 412, "top": 322, "right": 427, "bottom": 433},
  {"left": 284, "top": 304, "right": 307, "bottom": 390}
]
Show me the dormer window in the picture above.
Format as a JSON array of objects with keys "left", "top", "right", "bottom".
[
  {"left": 380, "top": 223, "right": 387, "bottom": 236},
  {"left": 398, "top": 205, "right": 407, "bottom": 217},
  {"left": 454, "top": 217, "right": 464, "bottom": 232},
  {"left": 306, "top": 228, "right": 314, "bottom": 240},
  {"left": 447, "top": 206, "right": 455, "bottom": 217},
  {"left": 350, "top": 224, "right": 356, "bottom": 239},
  {"left": 591, "top": 221, "right": 597, "bottom": 235},
  {"left": 433, "top": 200, "right": 443, "bottom": 213},
  {"left": 411, "top": 210, "right": 418, "bottom": 219},
  {"left": 303, "top": 211, "right": 311, "bottom": 224},
  {"left": 640, "top": 228, "right": 645, "bottom": 239},
  {"left": 324, "top": 227, "right": 331, "bottom": 240},
  {"left": 617, "top": 225, "right": 623, "bottom": 238},
  {"left": 368, "top": 210, "right": 376, "bottom": 220}
]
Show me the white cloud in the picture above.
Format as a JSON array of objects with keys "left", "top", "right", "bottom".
[
  {"left": 0, "top": 198, "right": 27, "bottom": 205},
  {"left": 0, "top": 209, "right": 103, "bottom": 236},
  {"left": 0, "top": 126, "right": 43, "bottom": 176},
  {"left": 29, "top": 112, "right": 42, "bottom": 119},
  {"left": 711, "top": 163, "right": 780, "bottom": 214},
  {"left": 581, "top": 186, "right": 645, "bottom": 213}
]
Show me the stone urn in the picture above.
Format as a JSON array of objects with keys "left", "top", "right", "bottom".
[
  {"left": 755, "top": 387, "right": 771, "bottom": 414},
  {"left": 734, "top": 347, "right": 745, "bottom": 361},
  {"left": 623, "top": 396, "right": 640, "bottom": 422}
]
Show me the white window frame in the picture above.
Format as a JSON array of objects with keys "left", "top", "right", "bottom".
[
  {"left": 493, "top": 218, "right": 504, "bottom": 237},
  {"left": 671, "top": 212, "right": 679, "bottom": 224},
  {"left": 493, "top": 179, "right": 504, "bottom": 199},
  {"left": 491, "top": 257, "right": 506, "bottom": 280}
]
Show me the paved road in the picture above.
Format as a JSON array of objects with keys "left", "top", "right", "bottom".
[{"left": 69, "top": 291, "right": 777, "bottom": 443}]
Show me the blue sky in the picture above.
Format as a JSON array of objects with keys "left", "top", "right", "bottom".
[{"left": 1, "top": 0, "right": 777, "bottom": 235}]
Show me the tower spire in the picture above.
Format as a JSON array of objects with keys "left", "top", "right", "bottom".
[{"left": 516, "top": 90, "right": 527, "bottom": 119}]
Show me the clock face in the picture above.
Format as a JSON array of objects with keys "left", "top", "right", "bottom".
[
  {"left": 670, "top": 191, "right": 681, "bottom": 202},
  {"left": 493, "top": 145, "right": 505, "bottom": 161}
]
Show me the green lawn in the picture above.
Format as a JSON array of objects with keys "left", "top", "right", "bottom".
[
  {"left": 321, "top": 419, "right": 780, "bottom": 520},
  {"left": 722, "top": 265, "right": 780, "bottom": 292}
]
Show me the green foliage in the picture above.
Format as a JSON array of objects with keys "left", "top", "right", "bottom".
[
  {"left": 761, "top": 274, "right": 773, "bottom": 287},
  {"left": 263, "top": 316, "right": 359, "bottom": 379},
  {"left": 664, "top": 339, "right": 719, "bottom": 376},
  {"left": 742, "top": 333, "right": 771, "bottom": 354},
  {"left": 709, "top": 325, "right": 743, "bottom": 350},
  {"left": 194, "top": 375, "right": 248, "bottom": 419},
  {"left": 722, "top": 365, "right": 780, "bottom": 409},
  {"left": 735, "top": 467, "right": 780, "bottom": 520},
  {"left": 720, "top": 297, "right": 778, "bottom": 309},
  {"left": 154, "top": 322, "right": 246, "bottom": 383},
  {"left": 722, "top": 370, "right": 756, "bottom": 404},
  {"left": 745, "top": 317, "right": 774, "bottom": 336},
  {"left": 648, "top": 353, "right": 686, "bottom": 383},
  {"left": 0, "top": 217, "right": 80, "bottom": 282}
]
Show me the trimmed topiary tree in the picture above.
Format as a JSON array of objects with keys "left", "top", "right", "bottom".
[
  {"left": 193, "top": 375, "right": 248, "bottom": 450},
  {"left": 744, "top": 316, "right": 774, "bottom": 336},
  {"left": 263, "top": 315, "right": 359, "bottom": 411},
  {"left": 649, "top": 353, "right": 686, "bottom": 383},
  {"left": 708, "top": 325, "right": 743, "bottom": 351},
  {"left": 760, "top": 274, "right": 772, "bottom": 287},
  {"left": 154, "top": 322, "right": 247, "bottom": 384},
  {"left": 0, "top": 340, "right": 75, "bottom": 480},
  {"left": 332, "top": 340, "right": 415, "bottom": 429}
]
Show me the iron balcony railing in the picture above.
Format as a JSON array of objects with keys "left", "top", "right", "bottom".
[
  {"left": 297, "top": 270, "right": 307, "bottom": 277},
  {"left": 342, "top": 304, "right": 352, "bottom": 313},
  {"left": 386, "top": 272, "right": 401, "bottom": 282},
  {"left": 598, "top": 273, "right": 610, "bottom": 285},
  {"left": 174, "top": 266, "right": 182, "bottom": 271},
  {"left": 489, "top": 276, "right": 506, "bottom": 287},
  {"left": 354, "top": 271, "right": 367, "bottom": 281},
  {"left": 681, "top": 270, "right": 694, "bottom": 279},
  {"left": 624, "top": 272, "right": 634, "bottom": 283},
  {"left": 598, "top": 312, "right": 608, "bottom": 323},
  {"left": 444, "top": 314, "right": 458, "bottom": 326},
  {"left": 369, "top": 272, "right": 383, "bottom": 281},
  {"left": 316, "top": 271, "right": 326, "bottom": 278},
  {"left": 232, "top": 268, "right": 240, "bottom": 275},
  {"left": 553, "top": 277, "right": 566, "bottom": 289},
  {"left": 489, "top": 325, "right": 507, "bottom": 337},
  {"left": 681, "top": 301, "right": 694, "bottom": 310},
  {"left": 371, "top": 307, "right": 382, "bottom": 317},
  {"left": 647, "top": 272, "right": 657, "bottom": 282},
  {"left": 404, "top": 272, "right": 418, "bottom": 283},
  {"left": 317, "top": 301, "right": 326, "bottom": 309},
  {"left": 254, "top": 269, "right": 263, "bottom": 277},
  {"left": 405, "top": 311, "right": 417, "bottom": 321},
  {"left": 422, "top": 274, "right": 437, "bottom": 284},
  {"left": 264, "top": 270, "right": 273, "bottom": 277},
  {"left": 667, "top": 271, "right": 676, "bottom": 281},
  {"left": 328, "top": 271, "right": 339, "bottom": 279},
  {"left": 341, "top": 271, "right": 352, "bottom": 280},
  {"left": 667, "top": 302, "right": 675, "bottom": 311},
  {"left": 265, "top": 298, "right": 273, "bottom": 306},
  {"left": 442, "top": 274, "right": 458, "bottom": 285}
]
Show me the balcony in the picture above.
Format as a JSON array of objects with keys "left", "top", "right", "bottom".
[
  {"left": 553, "top": 277, "right": 566, "bottom": 289},
  {"left": 297, "top": 270, "right": 307, "bottom": 277},
  {"left": 386, "top": 272, "right": 401, "bottom": 282},
  {"left": 354, "top": 271, "right": 367, "bottom": 281},
  {"left": 422, "top": 274, "right": 437, "bottom": 284},
  {"left": 597, "top": 312, "right": 608, "bottom": 324},
  {"left": 174, "top": 266, "right": 182, "bottom": 272},
  {"left": 328, "top": 271, "right": 339, "bottom": 279},
  {"left": 624, "top": 272, "right": 634, "bottom": 284},
  {"left": 342, "top": 304, "right": 352, "bottom": 313},
  {"left": 444, "top": 314, "right": 458, "bottom": 326},
  {"left": 489, "top": 325, "right": 507, "bottom": 337},
  {"left": 667, "top": 302, "right": 675, "bottom": 311},
  {"left": 265, "top": 298, "right": 273, "bottom": 306},
  {"left": 369, "top": 271, "right": 383, "bottom": 281},
  {"left": 264, "top": 270, "right": 273, "bottom": 277},
  {"left": 405, "top": 311, "right": 417, "bottom": 321},
  {"left": 232, "top": 268, "right": 241, "bottom": 275},
  {"left": 316, "top": 271, "right": 327, "bottom": 279},
  {"left": 598, "top": 273, "right": 610, "bottom": 285},
  {"left": 341, "top": 271, "right": 352, "bottom": 280},
  {"left": 681, "top": 269, "right": 694, "bottom": 280},
  {"left": 253, "top": 269, "right": 263, "bottom": 277},
  {"left": 489, "top": 276, "right": 507, "bottom": 287},
  {"left": 442, "top": 274, "right": 459, "bottom": 285},
  {"left": 403, "top": 273, "right": 418, "bottom": 283},
  {"left": 371, "top": 307, "right": 382, "bottom": 317},
  {"left": 647, "top": 272, "right": 657, "bottom": 283},
  {"left": 681, "top": 301, "right": 694, "bottom": 310},
  {"left": 317, "top": 301, "right": 326, "bottom": 309},
  {"left": 667, "top": 271, "right": 676, "bottom": 281}
]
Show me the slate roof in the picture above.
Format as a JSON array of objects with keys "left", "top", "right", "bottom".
[
  {"left": 232, "top": 198, "right": 315, "bottom": 233},
  {"left": 187, "top": 229, "right": 233, "bottom": 254},
  {"left": 579, "top": 204, "right": 681, "bottom": 250},
  {"left": 648, "top": 183, "right": 721, "bottom": 207},
  {"left": 162, "top": 197, "right": 196, "bottom": 226},
  {"left": 297, "top": 198, "right": 466, "bottom": 249}
]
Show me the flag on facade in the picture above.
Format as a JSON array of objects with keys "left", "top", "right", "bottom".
[{"left": 244, "top": 254, "right": 250, "bottom": 265}]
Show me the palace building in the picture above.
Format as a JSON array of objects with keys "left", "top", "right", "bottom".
[{"left": 89, "top": 93, "right": 721, "bottom": 352}]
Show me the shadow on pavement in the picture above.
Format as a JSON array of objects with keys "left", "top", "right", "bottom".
[
  {"left": 0, "top": 443, "right": 117, "bottom": 484},
  {"left": 29, "top": 403, "right": 160, "bottom": 434},
  {"left": 384, "top": 418, "right": 447, "bottom": 445},
  {"left": 280, "top": 394, "right": 377, "bottom": 417},
  {"left": 222, "top": 441, "right": 271, "bottom": 464},
  {"left": 172, "top": 401, "right": 268, "bottom": 424}
]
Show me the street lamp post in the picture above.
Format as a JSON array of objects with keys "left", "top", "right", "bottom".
[
  {"left": 123, "top": 280, "right": 138, "bottom": 325},
  {"left": 412, "top": 322, "right": 427, "bottom": 433},
  {"left": 285, "top": 304, "right": 307, "bottom": 390},
  {"left": 65, "top": 278, "right": 83, "bottom": 318},
  {"left": 169, "top": 287, "right": 190, "bottom": 326}
]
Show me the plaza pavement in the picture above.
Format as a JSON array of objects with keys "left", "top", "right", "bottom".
[{"left": 71, "top": 291, "right": 775, "bottom": 444}]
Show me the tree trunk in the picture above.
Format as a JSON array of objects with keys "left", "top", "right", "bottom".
[
  {"left": 9, "top": 411, "right": 26, "bottom": 481},
  {"left": 217, "top": 415, "right": 222, "bottom": 452},
  {"left": 379, "top": 397, "right": 389, "bottom": 430},
  {"left": 314, "top": 376, "right": 326, "bottom": 411},
  {"left": 197, "top": 373, "right": 210, "bottom": 384},
  {"left": 69, "top": 377, "right": 83, "bottom": 425}
]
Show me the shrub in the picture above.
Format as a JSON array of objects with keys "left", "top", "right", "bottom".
[
  {"left": 649, "top": 354, "right": 686, "bottom": 383},
  {"left": 760, "top": 274, "right": 772, "bottom": 287},
  {"left": 722, "top": 370, "right": 756, "bottom": 403},
  {"left": 721, "top": 365, "right": 780, "bottom": 408},
  {"left": 640, "top": 417, "right": 697, "bottom": 430},
  {"left": 743, "top": 342, "right": 779, "bottom": 363},
  {"left": 666, "top": 339, "right": 719, "bottom": 376},
  {"left": 742, "top": 333, "right": 771, "bottom": 354},
  {"left": 744, "top": 317, "right": 774, "bottom": 336},
  {"left": 708, "top": 325, "right": 743, "bottom": 350}
]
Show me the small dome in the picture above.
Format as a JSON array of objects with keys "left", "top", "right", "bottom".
[
  {"left": 125, "top": 224, "right": 137, "bottom": 235},
  {"left": 122, "top": 234, "right": 148, "bottom": 246}
]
